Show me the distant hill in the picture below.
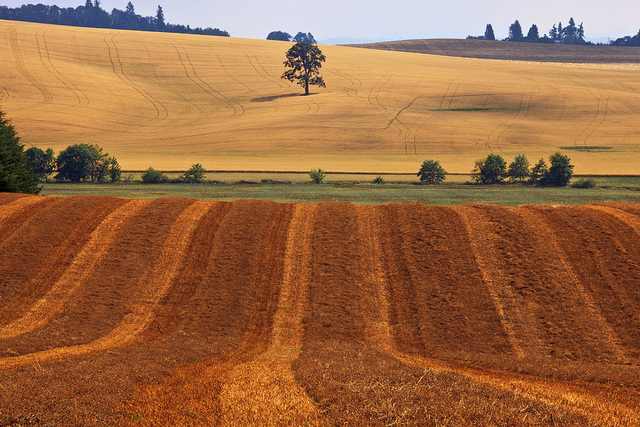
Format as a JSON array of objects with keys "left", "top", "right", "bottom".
[{"left": 347, "top": 38, "right": 640, "bottom": 63}]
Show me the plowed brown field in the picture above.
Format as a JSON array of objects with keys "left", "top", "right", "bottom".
[{"left": 2, "top": 195, "right": 640, "bottom": 426}]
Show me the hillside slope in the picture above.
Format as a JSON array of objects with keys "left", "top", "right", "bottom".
[
  {"left": 348, "top": 38, "right": 640, "bottom": 63},
  {"left": 1, "top": 194, "right": 640, "bottom": 425},
  {"left": 2, "top": 20, "right": 640, "bottom": 174}
]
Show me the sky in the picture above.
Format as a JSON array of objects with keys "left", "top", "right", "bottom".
[{"left": 2, "top": 0, "right": 638, "bottom": 43}]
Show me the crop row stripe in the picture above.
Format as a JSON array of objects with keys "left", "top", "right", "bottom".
[
  {"left": 217, "top": 203, "right": 319, "bottom": 425},
  {"left": 456, "top": 206, "right": 527, "bottom": 357},
  {"left": 516, "top": 206, "right": 626, "bottom": 361},
  {"left": 0, "top": 199, "right": 150, "bottom": 340},
  {"left": 0, "top": 195, "right": 47, "bottom": 227},
  {"left": 0, "top": 200, "right": 210, "bottom": 369}
]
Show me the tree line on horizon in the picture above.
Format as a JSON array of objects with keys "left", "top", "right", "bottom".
[
  {"left": 469, "top": 17, "right": 640, "bottom": 46},
  {"left": 0, "top": 1, "right": 229, "bottom": 36}
]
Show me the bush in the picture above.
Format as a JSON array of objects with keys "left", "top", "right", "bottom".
[
  {"left": 309, "top": 168, "right": 325, "bottom": 184},
  {"left": 141, "top": 167, "right": 169, "bottom": 183},
  {"left": 181, "top": 163, "right": 206, "bottom": 183},
  {"left": 571, "top": 178, "right": 596, "bottom": 188},
  {"left": 372, "top": 175, "right": 385, "bottom": 184},
  {"left": 417, "top": 160, "right": 447, "bottom": 184}
]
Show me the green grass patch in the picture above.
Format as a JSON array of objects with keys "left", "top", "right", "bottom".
[
  {"left": 560, "top": 146, "right": 613, "bottom": 151},
  {"left": 39, "top": 179, "right": 640, "bottom": 206}
]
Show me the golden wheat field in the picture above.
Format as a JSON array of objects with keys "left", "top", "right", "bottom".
[
  {"left": 2, "top": 19, "right": 640, "bottom": 173},
  {"left": 2, "top": 194, "right": 640, "bottom": 425}
]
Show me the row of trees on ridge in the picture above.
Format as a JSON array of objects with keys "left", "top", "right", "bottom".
[
  {"left": 470, "top": 18, "right": 588, "bottom": 45},
  {"left": 0, "top": 1, "right": 229, "bottom": 36}
]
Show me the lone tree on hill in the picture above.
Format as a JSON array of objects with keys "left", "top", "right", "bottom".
[
  {"left": 282, "top": 42, "right": 326, "bottom": 95},
  {"left": 0, "top": 109, "right": 40, "bottom": 194}
]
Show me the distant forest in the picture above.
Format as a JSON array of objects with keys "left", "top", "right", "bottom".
[
  {"left": 469, "top": 18, "right": 640, "bottom": 46},
  {"left": 0, "top": 1, "right": 229, "bottom": 36}
]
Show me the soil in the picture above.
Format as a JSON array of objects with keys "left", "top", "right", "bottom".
[{"left": 1, "top": 195, "right": 640, "bottom": 426}]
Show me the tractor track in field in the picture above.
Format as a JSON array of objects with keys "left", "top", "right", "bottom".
[
  {"left": 172, "top": 41, "right": 244, "bottom": 118},
  {"left": 574, "top": 90, "right": 611, "bottom": 147},
  {"left": 324, "top": 64, "right": 363, "bottom": 99},
  {"left": 104, "top": 34, "right": 168, "bottom": 120},
  {"left": 485, "top": 84, "right": 538, "bottom": 152},
  {"left": 244, "top": 51, "right": 287, "bottom": 90},
  {"left": 35, "top": 29, "right": 89, "bottom": 108},
  {"left": 9, "top": 28, "right": 52, "bottom": 103}
]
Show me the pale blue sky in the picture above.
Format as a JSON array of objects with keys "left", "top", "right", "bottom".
[{"left": 1, "top": 0, "right": 637, "bottom": 43}]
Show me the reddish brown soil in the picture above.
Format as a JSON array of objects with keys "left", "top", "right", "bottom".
[{"left": 1, "top": 195, "right": 640, "bottom": 426}]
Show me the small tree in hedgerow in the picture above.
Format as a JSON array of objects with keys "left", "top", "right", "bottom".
[
  {"left": 507, "top": 154, "right": 530, "bottom": 183},
  {"left": 24, "top": 146, "right": 56, "bottom": 181},
  {"left": 473, "top": 153, "right": 507, "bottom": 184},
  {"left": 529, "top": 158, "right": 548, "bottom": 185},
  {"left": 309, "top": 168, "right": 325, "bottom": 184},
  {"left": 540, "top": 152, "right": 574, "bottom": 186},
  {"left": 181, "top": 163, "right": 206, "bottom": 183},
  {"left": 417, "top": 160, "right": 447, "bottom": 184},
  {"left": 282, "top": 42, "right": 326, "bottom": 95}
]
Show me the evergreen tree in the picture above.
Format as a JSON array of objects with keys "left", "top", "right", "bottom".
[
  {"left": 526, "top": 24, "right": 539, "bottom": 41},
  {"left": 508, "top": 20, "right": 523, "bottom": 41},
  {"left": 484, "top": 24, "right": 495, "bottom": 41},
  {"left": 155, "top": 5, "right": 165, "bottom": 29},
  {"left": 126, "top": 2, "right": 135, "bottom": 15},
  {"left": 549, "top": 24, "right": 558, "bottom": 40},
  {"left": 0, "top": 110, "right": 40, "bottom": 194}
]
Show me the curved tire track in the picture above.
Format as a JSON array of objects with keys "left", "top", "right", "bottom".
[
  {"left": 172, "top": 41, "right": 243, "bottom": 117},
  {"left": 104, "top": 34, "right": 168, "bottom": 120},
  {"left": 9, "top": 28, "right": 52, "bottom": 103}
]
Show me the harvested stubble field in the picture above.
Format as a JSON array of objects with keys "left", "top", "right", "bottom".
[
  {"left": 3, "top": 20, "right": 640, "bottom": 174},
  {"left": 2, "top": 193, "right": 640, "bottom": 426}
]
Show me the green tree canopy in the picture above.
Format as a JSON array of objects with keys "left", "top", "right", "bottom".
[
  {"left": 55, "top": 143, "right": 120, "bottom": 183},
  {"left": 508, "top": 20, "right": 523, "bottom": 41},
  {"left": 417, "top": 160, "right": 447, "bottom": 185},
  {"left": 282, "top": 42, "right": 326, "bottom": 95},
  {"left": 0, "top": 109, "right": 40, "bottom": 194},
  {"left": 473, "top": 153, "right": 507, "bottom": 184},
  {"left": 181, "top": 163, "right": 206, "bottom": 183},
  {"left": 267, "top": 31, "right": 292, "bottom": 41},
  {"left": 541, "top": 152, "right": 574, "bottom": 186},
  {"left": 484, "top": 24, "right": 495, "bottom": 41},
  {"left": 507, "top": 154, "right": 530, "bottom": 182},
  {"left": 24, "top": 146, "right": 56, "bottom": 180}
]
